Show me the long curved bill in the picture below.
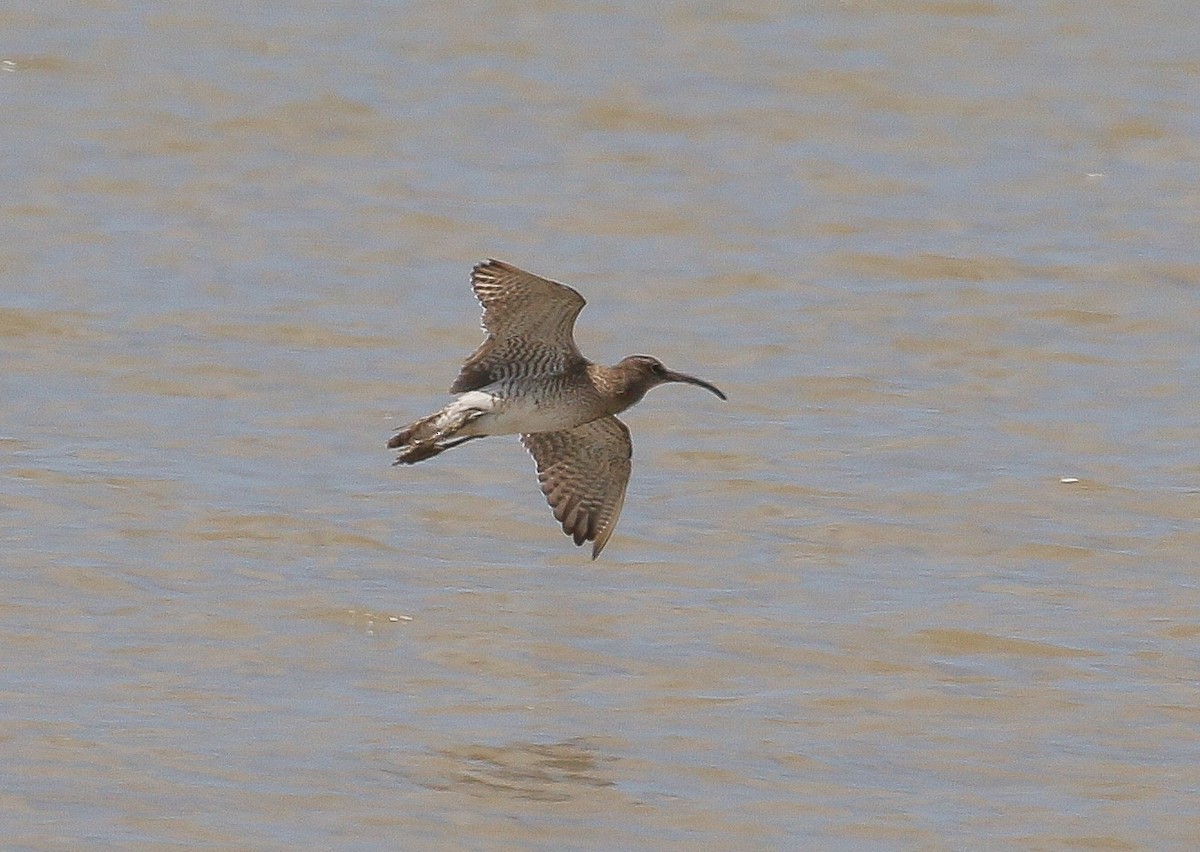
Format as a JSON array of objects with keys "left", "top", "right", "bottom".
[{"left": 663, "top": 370, "right": 727, "bottom": 400}]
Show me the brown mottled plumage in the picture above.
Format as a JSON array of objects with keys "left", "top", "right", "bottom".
[
  {"left": 521, "top": 416, "right": 631, "bottom": 558},
  {"left": 388, "top": 259, "right": 726, "bottom": 558},
  {"left": 451, "top": 260, "right": 587, "bottom": 394}
]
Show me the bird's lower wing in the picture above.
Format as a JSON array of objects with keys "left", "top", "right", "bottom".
[{"left": 521, "top": 416, "right": 632, "bottom": 559}]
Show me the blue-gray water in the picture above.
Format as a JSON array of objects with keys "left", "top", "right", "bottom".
[{"left": 3, "top": 2, "right": 1199, "bottom": 848}]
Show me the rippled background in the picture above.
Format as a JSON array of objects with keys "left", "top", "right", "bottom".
[{"left": 4, "top": 1, "right": 1199, "bottom": 847}]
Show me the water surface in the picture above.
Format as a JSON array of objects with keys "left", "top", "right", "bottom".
[{"left": 3, "top": 1, "right": 1199, "bottom": 848}]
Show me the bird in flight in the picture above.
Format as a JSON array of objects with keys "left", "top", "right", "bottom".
[{"left": 388, "top": 259, "right": 726, "bottom": 558}]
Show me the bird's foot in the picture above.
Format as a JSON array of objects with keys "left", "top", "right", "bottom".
[{"left": 392, "top": 441, "right": 444, "bottom": 465}]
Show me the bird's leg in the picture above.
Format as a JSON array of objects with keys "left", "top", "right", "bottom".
[
  {"left": 437, "top": 435, "right": 481, "bottom": 451},
  {"left": 391, "top": 434, "right": 483, "bottom": 465},
  {"left": 392, "top": 442, "right": 442, "bottom": 464}
]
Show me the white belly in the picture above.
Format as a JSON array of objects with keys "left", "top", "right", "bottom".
[{"left": 453, "top": 388, "right": 594, "bottom": 437}]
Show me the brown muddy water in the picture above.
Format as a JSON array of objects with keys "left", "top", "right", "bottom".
[{"left": 3, "top": 1, "right": 1199, "bottom": 849}]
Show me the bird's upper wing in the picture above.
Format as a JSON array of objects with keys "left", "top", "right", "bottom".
[
  {"left": 451, "top": 259, "right": 588, "bottom": 393},
  {"left": 521, "top": 415, "right": 632, "bottom": 559}
]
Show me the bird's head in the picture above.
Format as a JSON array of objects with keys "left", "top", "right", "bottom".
[{"left": 611, "top": 355, "right": 727, "bottom": 410}]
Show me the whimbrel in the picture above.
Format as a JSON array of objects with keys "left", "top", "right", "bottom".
[{"left": 388, "top": 259, "right": 726, "bottom": 558}]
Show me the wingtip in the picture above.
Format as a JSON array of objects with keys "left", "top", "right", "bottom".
[
  {"left": 591, "top": 529, "right": 614, "bottom": 559},
  {"left": 473, "top": 257, "right": 507, "bottom": 274}
]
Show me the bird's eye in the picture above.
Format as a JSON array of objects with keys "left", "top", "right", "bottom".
[{"left": 651, "top": 362, "right": 665, "bottom": 374}]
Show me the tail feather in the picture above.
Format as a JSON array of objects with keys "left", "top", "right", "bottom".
[
  {"left": 388, "top": 406, "right": 486, "bottom": 464},
  {"left": 387, "top": 411, "right": 440, "bottom": 449}
]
